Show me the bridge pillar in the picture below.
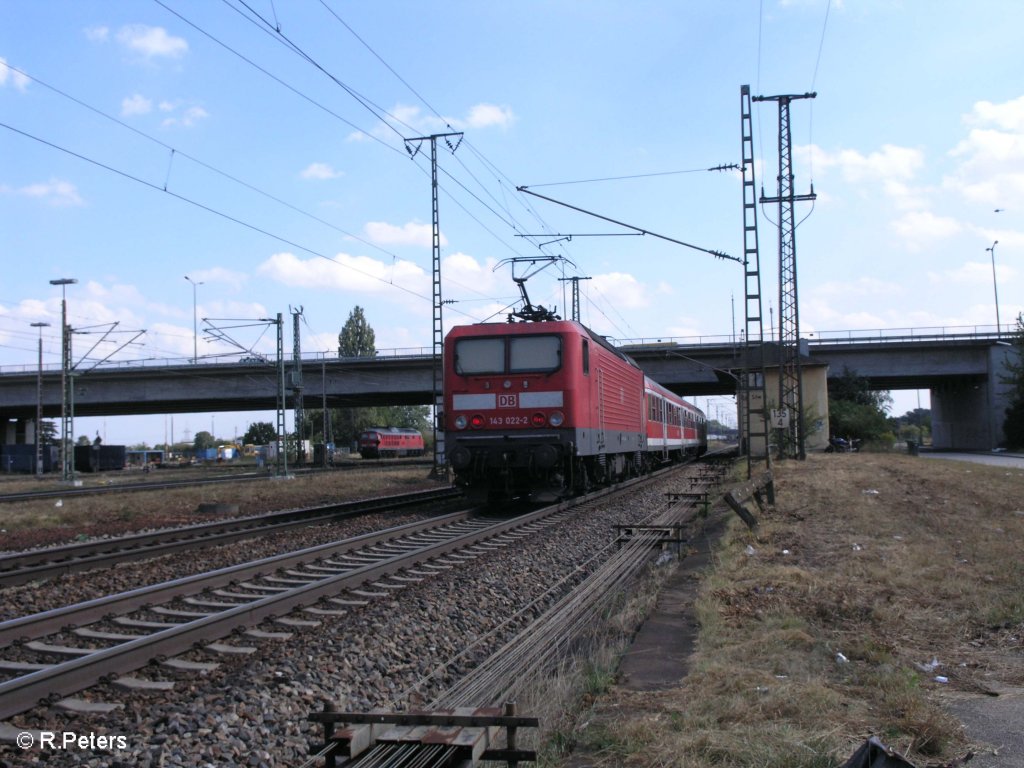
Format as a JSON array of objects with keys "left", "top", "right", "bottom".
[
  {"left": 931, "top": 344, "right": 1017, "bottom": 450},
  {"left": 3, "top": 418, "right": 24, "bottom": 445}
]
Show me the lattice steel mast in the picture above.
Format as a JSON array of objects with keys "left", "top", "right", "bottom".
[
  {"left": 754, "top": 90, "right": 816, "bottom": 460},
  {"left": 558, "top": 276, "right": 591, "bottom": 322},
  {"left": 739, "top": 86, "right": 771, "bottom": 478},
  {"left": 274, "top": 312, "right": 288, "bottom": 476},
  {"left": 405, "top": 131, "right": 463, "bottom": 477},
  {"left": 290, "top": 306, "right": 305, "bottom": 466}
]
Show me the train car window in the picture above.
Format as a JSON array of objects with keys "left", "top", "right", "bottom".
[
  {"left": 582, "top": 339, "right": 590, "bottom": 375},
  {"left": 454, "top": 338, "right": 505, "bottom": 374},
  {"left": 509, "top": 335, "right": 561, "bottom": 373}
]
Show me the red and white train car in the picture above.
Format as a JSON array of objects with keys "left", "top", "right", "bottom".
[
  {"left": 358, "top": 427, "right": 425, "bottom": 459},
  {"left": 443, "top": 320, "right": 705, "bottom": 500}
]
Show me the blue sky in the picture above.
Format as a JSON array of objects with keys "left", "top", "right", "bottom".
[{"left": 2, "top": 1, "right": 1022, "bottom": 445}]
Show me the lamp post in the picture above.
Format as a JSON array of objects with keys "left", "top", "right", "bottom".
[
  {"left": 986, "top": 241, "right": 1001, "bottom": 337},
  {"left": 184, "top": 275, "right": 203, "bottom": 364},
  {"left": 49, "top": 278, "right": 77, "bottom": 482},
  {"left": 30, "top": 321, "right": 50, "bottom": 477}
]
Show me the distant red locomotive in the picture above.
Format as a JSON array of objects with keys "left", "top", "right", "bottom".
[
  {"left": 358, "top": 427, "right": 425, "bottom": 459},
  {"left": 443, "top": 320, "right": 706, "bottom": 500}
]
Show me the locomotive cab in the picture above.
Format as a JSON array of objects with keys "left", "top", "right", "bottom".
[{"left": 445, "top": 326, "right": 572, "bottom": 500}]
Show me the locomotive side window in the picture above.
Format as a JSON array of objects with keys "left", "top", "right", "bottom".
[
  {"left": 509, "top": 335, "right": 561, "bottom": 373},
  {"left": 455, "top": 338, "right": 505, "bottom": 374},
  {"left": 582, "top": 339, "right": 590, "bottom": 375}
]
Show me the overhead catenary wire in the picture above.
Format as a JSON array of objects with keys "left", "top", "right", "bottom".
[
  {"left": 1, "top": 64, "right": 509, "bottom": 317},
  {"left": 166, "top": 0, "right": 649, "bottom": 334},
  {"left": 151, "top": 2, "right": 564, "bottom": 299},
  {"left": 0, "top": 121, "right": 494, "bottom": 319},
  {"left": 807, "top": 0, "right": 833, "bottom": 184}
]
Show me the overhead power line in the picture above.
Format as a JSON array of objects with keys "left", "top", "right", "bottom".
[
  {"left": 0, "top": 120, "right": 502, "bottom": 317},
  {"left": 517, "top": 186, "right": 740, "bottom": 263},
  {"left": 525, "top": 165, "right": 739, "bottom": 188}
]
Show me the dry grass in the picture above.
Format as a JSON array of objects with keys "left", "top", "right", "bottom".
[
  {"left": 0, "top": 464, "right": 440, "bottom": 550},
  {"left": 565, "top": 453, "right": 1024, "bottom": 767}
]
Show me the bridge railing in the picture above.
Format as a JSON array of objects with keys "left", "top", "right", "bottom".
[
  {"left": 0, "top": 346, "right": 436, "bottom": 376},
  {"left": 611, "top": 323, "right": 1007, "bottom": 349},
  {"left": 0, "top": 324, "right": 1009, "bottom": 376}
]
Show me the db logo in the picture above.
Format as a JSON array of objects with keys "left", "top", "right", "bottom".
[{"left": 498, "top": 393, "right": 518, "bottom": 408}]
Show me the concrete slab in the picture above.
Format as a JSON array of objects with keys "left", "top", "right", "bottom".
[
  {"left": 947, "top": 688, "right": 1024, "bottom": 767},
  {"left": 617, "top": 511, "right": 728, "bottom": 691}
]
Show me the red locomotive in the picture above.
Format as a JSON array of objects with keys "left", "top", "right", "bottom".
[
  {"left": 358, "top": 427, "right": 425, "bottom": 459},
  {"left": 443, "top": 320, "right": 706, "bottom": 500}
]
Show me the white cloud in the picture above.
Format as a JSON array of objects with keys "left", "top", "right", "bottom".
[
  {"left": 814, "top": 277, "right": 901, "bottom": 297},
  {"left": 443, "top": 252, "right": 500, "bottom": 295},
  {"left": 946, "top": 97, "right": 1024, "bottom": 207},
  {"left": 84, "top": 25, "right": 109, "bottom": 43},
  {"left": 116, "top": 25, "right": 188, "bottom": 58},
  {"left": 803, "top": 143, "right": 924, "bottom": 183},
  {"left": 349, "top": 102, "right": 515, "bottom": 142},
  {"left": 0, "top": 57, "right": 30, "bottom": 91},
  {"left": 161, "top": 105, "right": 209, "bottom": 128},
  {"left": 183, "top": 267, "right": 248, "bottom": 293},
  {"left": 257, "top": 251, "right": 430, "bottom": 297},
  {"left": 590, "top": 272, "right": 649, "bottom": 310},
  {"left": 889, "top": 210, "right": 962, "bottom": 250},
  {"left": 927, "top": 260, "right": 1015, "bottom": 287},
  {"left": 465, "top": 103, "right": 515, "bottom": 129},
  {"left": 2, "top": 178, "right": 84, "bottom": 207},
  {"left": 121, "top": 93, "right": 152, "bottom": 116},
  {"left": 364, "top": 221, "right": 444, "bottom": 248},
  {"left": 301, "top": 162, "right": 343, "bottom": 180},
  {"left": 964, "top": 95, "right": 1024, "bottom": 132}
]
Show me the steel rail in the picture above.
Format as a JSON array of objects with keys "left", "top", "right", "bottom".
[
  {"left": 0, "top": 463, "right": 699, "bottom": 722},
  {"left": 0, "top": 497, "right": 578, "bottom": 720},
  {"left": 0, "top": 509, "right": 478, "bottom": 648},
  {"left": 0, "top": 487, "right": 460, "bottom": 587},
  {"left": 0, "top": 459, "right": 434, "bottom": 504}
]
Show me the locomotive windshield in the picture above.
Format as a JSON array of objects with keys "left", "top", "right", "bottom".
[
  {"left": 454, "top": 338, "right": 505, "bottom": 374},
  {"left": 454, "top": 334, "right": 561, "bottom": 375},
  {"left": 510, "top": 335, "right": 560, "bottom": 372}
]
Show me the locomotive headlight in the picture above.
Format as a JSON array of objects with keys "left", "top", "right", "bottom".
[
  {"left": 454, "top": 414, "right": 468, "bottom": 430},
  {"left": 470, "top": 414, "right": 485, "bottom": 429},
  {"left": 549, "top": 411, "right": 565, "bottom": 427},
  {"left": 531, "top": 412, "right": 546, "bottom": 427}
]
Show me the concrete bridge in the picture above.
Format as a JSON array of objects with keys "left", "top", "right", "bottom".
[{"left": 0, "top": 327, "right": 1018, "bottom": 451}]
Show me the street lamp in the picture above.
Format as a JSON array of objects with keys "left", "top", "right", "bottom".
[
  {"left": 49, "top": 277, "right": 77, "bottom": 482},
  {"left": 184, "top": 275, "right": 203, "bottom": 364},
  {"left": 986, "top": 240, "right": 1001, "bottom": 337},
  {"left": 30, "top": 321, "right": 50, "bottom": 477}
]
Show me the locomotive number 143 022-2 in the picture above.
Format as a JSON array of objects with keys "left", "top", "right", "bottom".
[{"left": 488, "top": 414, "right": 531, "bottom": 426}]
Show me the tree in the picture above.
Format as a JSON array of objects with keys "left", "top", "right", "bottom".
[
  {"left": 193, "top": 430, "right": 216, "bottom": 451},
  {"left": 309, "top": 307, "right": 432, "bottom": 447},
  {"left": 243, "top": 421, "right": 277, "bottom": 445},
  {"left": 35, "top": 420, "right": 58, "bottom": 445},
  {"left": 1001, "top": 313, "right": 1024, "bottom": 448},
  {"left": 338, "top": 306, "right": 376, "bottom": 358},
  {"left": 889, "top": 407, "right": 932, "bottom": 445},
  {"left": 828, "top": 366, "right": 895, "bottom": 445}
]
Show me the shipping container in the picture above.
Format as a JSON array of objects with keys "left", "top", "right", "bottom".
[
  {"left": 0, "top": 444, "right": 59, "bottom": 473},
  {"left": 74, "top": 444, "right": 126, "bottom": 472}
]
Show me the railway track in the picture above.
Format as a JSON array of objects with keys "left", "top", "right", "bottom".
[
  {"left": 0, "top": 486, "right": 460, "bottom": 587},
  {"left": 0, "top": 499, "right": 574, "bottom": 721},
  {"left": 0, "top": 459, "right": 433, "bottom": 505}
]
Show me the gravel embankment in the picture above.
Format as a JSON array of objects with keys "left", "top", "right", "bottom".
[{"left": 0, "top": 471, "right": 690, "bottom": 767}]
